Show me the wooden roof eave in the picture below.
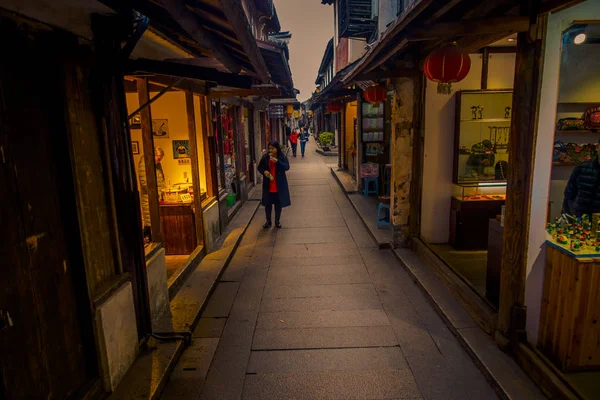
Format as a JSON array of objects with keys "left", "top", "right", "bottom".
[{"left": 343, "top": 1, "right": 538, "bottom": 84}]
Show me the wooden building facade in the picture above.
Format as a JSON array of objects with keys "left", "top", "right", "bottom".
[{"left": 0, "top": 0, "right": 294, "bottom": 398}]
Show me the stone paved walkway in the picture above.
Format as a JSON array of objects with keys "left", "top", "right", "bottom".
[{"left": 161, "top": 142, "right": 499, "bottom": 400}]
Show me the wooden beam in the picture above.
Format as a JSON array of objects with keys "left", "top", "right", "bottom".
[
  {"left": 162, "top": 0, "right": 241, "bottom": 74},
  {"left": 431, "top": 0, "right": 466, "bottom": 20},
  {"left": 209, "top": 87, "right": 282, "bottom": 98},
  {"left": 355, "top": 68, "right": 420, "bottom": 82},
  {"left": 200, "top": 96, "right": 217, "bottom": 198},
  {"left": 126, "top": 58, "right": 253, "bottom": 89},
  {"left": 136, "top": 77, "right": 162, "bottom": 243},
  {"left": 185, "top": 92, "right": 205, "bottom": 247},
  {"left": 219, "top": 0, "right": 270, "bottom": 83},
  {"left": 540, "top": 0, "right": 584, "bottom": 14},
  {"left": 409, "top": 16, "right": 530, "bottom": 41},
  {"left": 363, "top": 39, "right": 409, "bottom": 74},
  {"left": 498, "top": 13, "right": 546, "bottom": 341},
  {"left": 481, "top": 47, "right": 490, "bottom": 89}
]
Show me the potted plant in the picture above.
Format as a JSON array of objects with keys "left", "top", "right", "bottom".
[{"left": 319, "top": 131, "right": 334, "bottom": 151}]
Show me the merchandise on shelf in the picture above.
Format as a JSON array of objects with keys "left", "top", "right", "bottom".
[{"left": 546, "top": 213, "right": 600, "bottom": 252}]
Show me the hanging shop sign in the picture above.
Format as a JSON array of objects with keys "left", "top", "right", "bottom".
[
  {"left": 326, "top": 102, "right": 343, "bottom": 113},
  {"left": 293, "top": 110, "right": 300, "bottom": 119},
  {"left": 268, "top": 105, "right": 285, "bottom": 119},
  {"left": 286, "top": 104, "right": 294, "bottom": 117},
  {"left": 363, "top": 85, "right": 387, "bottom": 105},
  {"left": 424, "top": 42, "right": 471, "bottom": 94}
]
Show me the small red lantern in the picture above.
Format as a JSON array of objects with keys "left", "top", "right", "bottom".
[
  {"left": 424, "top": 42, "right": 471, "bottom": 94},
  {"left": 363, "top": 85, "right": 387, "bottom": 105},
  {"left": 326, "top": 102, "right": 343, "bottom": 113}
]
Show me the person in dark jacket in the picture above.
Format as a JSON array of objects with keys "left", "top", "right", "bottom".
[
  {"left": 257, "top": 141, "right": 291, "bottom": 228},
  {"left": 563, "top": 151, "right": 600, "bottom": 216},
  {"left": 299, "top": 127, "right": 310, "bottom": 157}
]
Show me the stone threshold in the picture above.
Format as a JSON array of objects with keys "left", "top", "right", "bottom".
[
  {"left": 392, "top": 247, "right": 577, "bottom": 400},
  {"left": 109, "top": 201, "right": 260, "bottom": 400},
  {"left": 330, "top": 167, "right": 392, "bottom": 249},
  {"left": 315, "top": 148, "right": 338, "bottom": 156}
]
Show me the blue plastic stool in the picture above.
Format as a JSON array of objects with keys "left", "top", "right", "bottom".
[
  {"left": 363, "top": 177, "right": 379, "bottom": 196},
  {"left": 377, "top": 202, "right": 391, "bottom": 228}
]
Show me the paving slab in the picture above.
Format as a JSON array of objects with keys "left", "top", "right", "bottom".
[
  {"left": 160, "top": 338, "right": 219, "bottom": 400},
  {"left": 259, "top": 294, "right": 383, "bottom": 312},
  {"left": 242, "top": 369, "right": 422, "bottom": 400},
  {"left": 252, "top": 326, "right": 399, "bottom": 350},
  {"left": 263, "top": 283, "right": 377, "bottom": 299},
  {"left": 200, "top": 282, "right": 240, "bottom": 318},
  {"left": 269, "top": 255, "right": 362, "bottom": 267},
  {"left": 266, "top": 264, "right": 372, "bottom": 285},
  {"left": 247, "top": 347, "right": 408, "bottom": 373},
  {"left": 192, "top": 318, "right": 226, "bottom": 338},
  {"left": 199, "top": 345, "right": 250, "bottom": 400},
  {"left": 256, "top": 310, "right": 390, "bottom": 330}
]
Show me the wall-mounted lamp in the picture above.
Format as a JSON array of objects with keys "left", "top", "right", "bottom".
[{"left": 574, "top": 33, "right": 587, "bottom": 45}]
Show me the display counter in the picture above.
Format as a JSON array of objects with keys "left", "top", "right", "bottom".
[
  {"left": 449, "top": 183, "right": 506, "bottom": 250},
  {"left": 160, "top": 202, "right": 197, "bottom": 255},
  {"left": 538, "top": 241, "right": 600, "bottom": 371}
]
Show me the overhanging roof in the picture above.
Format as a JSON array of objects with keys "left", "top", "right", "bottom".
[
  {"left": 342, "top": 0, "right": 583, "bottom": 85},
  {"left": 257, "top": 40, "right": 294, "bottom": 94},
  {"left": 101, "top": 0, "right": 270, "bottom": 82}
]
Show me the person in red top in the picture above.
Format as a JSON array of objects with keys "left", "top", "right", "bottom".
[
  {"left": 289, "top": 128, "right": 300, "bottom": 157},
  {"left": 257, "top": 141, "right": 291, "bottom": 228}
]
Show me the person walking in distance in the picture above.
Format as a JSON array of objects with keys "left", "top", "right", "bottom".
[
  {"left": 257, "top": 141, "right": 291, "bottom": 228},
  {"left": 290, "top": 128, "right": 299, "bottom": 157},
  {"left": 299, "top": 126, "right": 309, "bottom": 157}
]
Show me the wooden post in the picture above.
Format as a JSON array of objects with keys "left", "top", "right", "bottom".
[
  {"left": 200, "top": 96, "right": 218, "bottom": 198},
  {"left": 136, "top": 77, "right": 162, "bottom": 243},
  {"left": 481, "top": 47, "right": 490, "bottom": 89},
  {"left": 339, "top": 107, "right": 345, "bottom": 168},
  {"left": 498, "top": 11, "right": 546, "bottom": 340},
  {"left": 389, "top": 77, "right": 417, "bottom": 248},
  {"left": 409, "top": 74, "right": 426, "bottom": 237},
  {"left": 185, "top": 92, "right": 204, "bottom": 247},
  {"left": 357, "top": 92, "right": 363, "bottom": 191}
]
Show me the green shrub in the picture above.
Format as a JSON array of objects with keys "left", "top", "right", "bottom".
[{"left": 319, "top": 131, "right": 334, "bottom": 147}]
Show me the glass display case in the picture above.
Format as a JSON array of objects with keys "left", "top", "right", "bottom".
[
  {"left": 452, "top": 182, "right": 507, "bottom": 202},
  {"left": 453, "top": 90, "right": 513, "bottom": 184}
]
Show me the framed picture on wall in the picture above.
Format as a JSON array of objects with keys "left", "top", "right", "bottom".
[
  {"left": 173, "top": 140, "right": 190, "bottom": 159},
  {"left": 131, "top": 141, "right": 140, "bottom": 154},
  {"left": 153, "top": 119, "right": 169, "bottom": 138}
]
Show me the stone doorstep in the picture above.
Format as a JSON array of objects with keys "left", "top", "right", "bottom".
[
  {"left": 316, "top": 148, "right": 338, "bottom": 157},
  {"left": 329, "top": 167, "right": 391, "bottom": 249},
  {"left": 109, "top": 201, "right": 260, "bottom": 400},
  {"left": 391, "top": 248, "right": 569, "bottom": 400}
]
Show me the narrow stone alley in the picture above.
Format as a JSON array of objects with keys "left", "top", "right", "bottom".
[{"left": 160, "top": 142, "right": 499, "bottom": 400}]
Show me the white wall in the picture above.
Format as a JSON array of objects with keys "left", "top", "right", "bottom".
[
  {"left": 525, "top": 0, "right": 600, "bottom": 346},
  {"left": 378, "top": 0, "right": 397, "bottom": 39},
  {"left": 349, "top": 38, "right": 367, "bottom": 64},
  {"left": 421, "top": 53, "right": 517, "bottom": 243}
]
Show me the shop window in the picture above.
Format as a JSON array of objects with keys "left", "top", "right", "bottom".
[{"left": 125, "top": 81, "right": 207, "bottom": 280}]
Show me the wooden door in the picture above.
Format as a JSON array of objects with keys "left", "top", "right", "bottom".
[{"left": 0, "top": 20, "right": 96, "bottom": 399}]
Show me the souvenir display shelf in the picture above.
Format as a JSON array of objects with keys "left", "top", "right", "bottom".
[
  {"left": 361, "top": 99, "right": 390, "bottom": 194},
  {"left": 452, "top": 182, "right": 507, "bottom": 202},
  {"left": 453, "top": 90, "right": 513, "bottom": 184}
]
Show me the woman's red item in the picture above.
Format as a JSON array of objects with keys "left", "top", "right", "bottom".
[
  {"left": 290, "top": 132, "right": 299, "bottom": 145},
  {"left": 269, "top": 159, "right": 278, "bottom": 192}
]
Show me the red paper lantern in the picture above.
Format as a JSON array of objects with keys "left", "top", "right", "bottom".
[
  {"left": 326, "top": 102, "right": 343, "bottom": 113},
  {"left": 424, "top": 43, "right": 471, "bottom": 94},
  {"left": 363, "top": 85, "right": 387, "bottom": 105}
]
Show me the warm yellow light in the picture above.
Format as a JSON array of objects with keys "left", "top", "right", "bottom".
[{"left": 574, "top": 33, "right": 587, "bottom": 45}]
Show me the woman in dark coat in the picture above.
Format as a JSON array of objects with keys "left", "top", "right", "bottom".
[{"left": 257, "top": 141, "right": 291, "bottom": 228}]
